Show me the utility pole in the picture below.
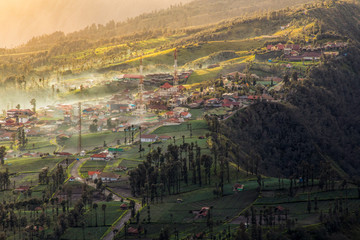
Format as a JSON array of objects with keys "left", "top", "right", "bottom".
[
  {"left": 136, "top": 56, "right": 146, "bottom": 119},
  {"left": 78, "top": 102, "right": 82, "bottom": 153},
  {"left": 173, "top": 48, "right": 178, "bottom": 87}
]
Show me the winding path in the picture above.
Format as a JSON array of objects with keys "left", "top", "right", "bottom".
[{"left": 69, "top": 157, "right": 141, "bottom": 240}]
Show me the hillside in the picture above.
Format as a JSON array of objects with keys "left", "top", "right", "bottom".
[
  {"left": 18, "top": 0, "right": 313, "bottom": 51},
  {"left": 221, "top": 45, "right": 360, "bottom": 179}
]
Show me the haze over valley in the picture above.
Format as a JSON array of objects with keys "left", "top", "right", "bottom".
[{"left": 0, "top": 1, "right": 359, "bottom": 239}]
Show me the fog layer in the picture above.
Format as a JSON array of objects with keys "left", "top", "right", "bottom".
[{"left": 0, "top": 0, "right": 191, "bottom": 48}]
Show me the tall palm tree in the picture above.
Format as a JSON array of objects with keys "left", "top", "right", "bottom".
[
  {"left": 102, "top": 204, "right": 107, "bottom": 226},
  {"left": 124, "top": 129, "right": 127, "bottom": 145},
  {"left": 93, "top": 203, "right": 98, "bottom": 227},
  {"left": 0, "top": 146, "right": 6, "bottom": 165},
  {"left": 30, "top": 98, "right": 36, "bottom": 113}
]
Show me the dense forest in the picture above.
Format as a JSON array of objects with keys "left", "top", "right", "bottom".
[{"left": 221, "top": 45, "right": 360, "bottom": 180}]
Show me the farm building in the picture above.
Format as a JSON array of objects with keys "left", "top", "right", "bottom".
[
  {"left": 98, "top": 172, "right": 120, "bottom": 182},
  {"left": 140, "top": 134, "right": 158, "bottom": 143},
  {"left": 90, "top": 153, "right": 109, "bottom": 161},
  {"left": 88, "top": 171, "right": 101, "bottom": 180}
]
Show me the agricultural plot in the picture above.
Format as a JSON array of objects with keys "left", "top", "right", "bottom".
[
  {"left": 80, "top": 160, "right": 108, "bottom": 178},
  {"left": 125, "top": 183, "right": 257, "bottom": 239},
  {"left": 63, "top": 131, "right": 125, "bottom": 152},
  {"left": 61, "top": 201, "right": 126, "bottom": 240}
]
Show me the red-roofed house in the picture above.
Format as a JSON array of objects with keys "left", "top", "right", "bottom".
[
  {"left": 160, "top": 82, "right": 173, "bottom": 89},
  {"left": 180, "top": 112, "right": 192, "bottom": 119},
  {"left": 276, "top": 44, "right": 285, "bottom": 50},
  {"left": 90, "top": 153, "right": 109, "bottom": 161},
  {"left": 248, "top": 95, "right": 261, "bottom": 101},
  {"left": 88, "top": 171, "right": 101, "bottom": 180},
  {"left": 15, "top": 186, "right": 30, "bottom": 193},
  {"left": 222, "top": 99, "right": 240, "bottom": 108},
  {"left": 159, "top": 136, "right": 172, "bottom": 141},
  {"left": 159, "top": 82, "right": 178, "bottom": 96},
  {"left": 266, "top": 45, "right": 273, "bottom": 51},
  {"left": 165, "top": 111, "right": 175, "bottom": 118}
]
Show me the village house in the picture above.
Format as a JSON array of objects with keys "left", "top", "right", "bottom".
[
  {"left": 140, "top": 134, "right": 158, "bottom": 143},
  {"left": 0, "top": 132, "right": 13, "bottom": 141},
  {"left": 90, "top": 153, "right": 109, "bottom": 161},
  {"left": 14, "top": 186, "right": 30, "bottom": 193},
  {"left": 205, "top": 98, "right": 222, "bottom": 108},
  {"left": 222, "top": 99, "right": 241, "bottom": 108},
  {"left": 7, "top": 109, "right": 35, "bottom": 118},
  {"left": 88, "top": 171, "right": 101, "bottom": 180},
  {"left": 159, "top": 135, "right": 172, "bottom": 141},
  {"left": 115, "top": 165, "right": 128, "bottom": 171},
  {"left": 55, "top": 152, "right": 72, "bottom": 157},
  {"left": 180, "top": 111, "right": 192, "bottom": 119},
  {"left": 98, "top": 172, "right": 120, "bottom": 182},
  {"left": 158, "top": 82, "right": 178, "bottom": 97},
  {"left": 226, "top": 72, "right": 246, "bottom": 81}
]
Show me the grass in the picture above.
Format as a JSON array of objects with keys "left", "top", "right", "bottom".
[
  {"left": 189, "top": 109, "right": 205, "bottom": 120},
  {"left": 61, "top": 201, "right": 126, "bottom": 240},
  {"left": 80, "top": 160, "right": 108, "bottom": 178},
  {"left": 5, "top": 157, "right": 64, "bottom": 174},
  {"left": 63, "top": 131, "right": 125, "bottom": 152},
  {"left": 152, "top": 120, "right": 208, "bottom": 134},
  {"left": 122, "top": 181, "right": 258, "bottom": 239}
]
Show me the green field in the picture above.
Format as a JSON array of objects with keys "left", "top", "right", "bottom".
[
  {"left": 80, "top": 160, "right": 108, "bottom": 178},
  {"left": 63, "top": 131, "right": 125, "bottom": 152},
  {"left": 61, "top": 201, "right": 126, "bottom": 240}
]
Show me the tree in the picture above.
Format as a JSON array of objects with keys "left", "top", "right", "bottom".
[
  {"left": 291, "top": 71, "right": 298, "bottom": 82},
  {"left": 89, "top": 119, "right": 98, "bottom": 133},
  {"left": 0, "top": 146, "right": 6, "bottom": 165},
  {"left": 102, "top": 204, "right": 107, "bottom": 226},
  {"left": 30, "top": 98, "right": 36, "bottom": 113},
  {"left": 106, "top": 118, "right": 113, "bottom": 129},
  {"left": 93, "top": 203, "right": 98, "bottom": 227},
  {"left": 283, "top": 74, "right": 290, "bottom": 85}
]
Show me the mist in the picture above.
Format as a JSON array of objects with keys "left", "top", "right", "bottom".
[{"left": 0, "top": 0, "right": 192, "bottom": 48}]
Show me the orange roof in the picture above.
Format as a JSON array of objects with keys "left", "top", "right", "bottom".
[
  {"left": 91, "top": 153, "right": 108, "bottom": 158},
  {"left": 88, "top": 171, "right": 101, "bottom": 176},
  {"left": 160, "top": 82, "right": 173, "bottom": 89}
]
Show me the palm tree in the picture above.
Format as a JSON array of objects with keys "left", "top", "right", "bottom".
[
  {"left": 102, "top": 204, "right": 107, "bottom": 226},
  {"left": 30, "top": 98, "right": 36, "bottom": 113},
  {"left": 0, "top": 146, "right": 6, "bottom": 165},
  {"left": 93, "top": 203, "right": 98, "bottom": 227},
  {"left": 124, "top": 128, "right": 127, "bottom": 145},
  {"left": 131, "top": 125, "right": 134, "bottom": 143}
]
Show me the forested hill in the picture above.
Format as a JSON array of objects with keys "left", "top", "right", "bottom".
[
  {"left": 221, "top": 46, "right": 360, "bottom": 180},
  {"left": 20, "top": 0, "right": 313, "bottom": 51}
]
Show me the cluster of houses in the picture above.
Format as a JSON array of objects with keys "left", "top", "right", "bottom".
[{"left": 266, "top": 42, "right": 347, "bottom": 61}]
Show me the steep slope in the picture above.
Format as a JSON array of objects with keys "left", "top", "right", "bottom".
[{"left": 221, "top": 46, "right": 360, "bottom": 179}]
